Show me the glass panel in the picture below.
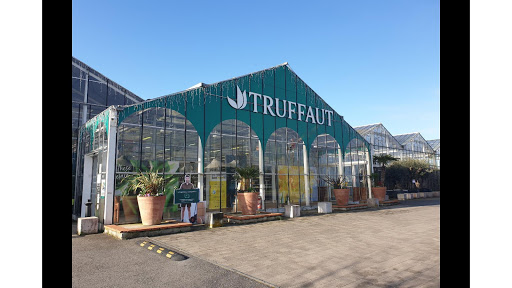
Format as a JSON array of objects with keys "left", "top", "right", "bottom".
[
  {"left": 72, "top": 65, "right": 86, "bottom": 103},
  {"left": 204, "top": 119, "right": 261, "bottom": 213},
  {"left": 89, "top": 105, "right": 107, "bottom": 119},
  {"left": 125, "top": 98, "right": 136, "bottom": 105},
  {"left": 107, "top": 82, "right": 125, "bottom": 106},
  {"left": 87, "top": 74, "right": 107, "bottom": 106},
  {"left": 264, "top": 127, "right": 305, "bottom": 208},
  {"left": 116, "top": 125, "right": 141, "bottom": 173},
  {"left": 72, "top": 103, "right": 80, "bottom": 129}
]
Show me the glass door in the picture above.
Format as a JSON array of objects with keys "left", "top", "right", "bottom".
[{"left": 89, "top": 155, "right": 106, "bottom": 225}]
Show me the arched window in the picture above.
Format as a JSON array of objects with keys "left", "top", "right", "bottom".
[
  {"left": 310, "top": 134, "right": 342, "bottom": 202},
  {"left": 114, "top": 107, "right": 199, "bottom": 223},
  {"left": 204, "top": 119, "right": 260, "bottom": 212},
  {"left": 264, "top": 127, "right": 305, "bottom": 206},
  {"left": 344, "top": 138, "right": 371, "bottom": 203}
]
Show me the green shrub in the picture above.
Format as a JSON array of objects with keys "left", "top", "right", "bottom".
[{"left": 385, "top": 159, "right": 439, "bottom": 190}]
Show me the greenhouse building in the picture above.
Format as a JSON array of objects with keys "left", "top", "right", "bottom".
[
  {"left": 73, "top": 62, "right": 377, "bottom": 227},
  {"left": 354, "top": 123, "right": 440, "bottom": 192},
  {"left": 354, "top": 123, "right": 439, "bottom": 168}
]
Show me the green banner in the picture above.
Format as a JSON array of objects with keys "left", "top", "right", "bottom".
[{"left": 174, "top": 189, "right": 200, "bottom": 205}]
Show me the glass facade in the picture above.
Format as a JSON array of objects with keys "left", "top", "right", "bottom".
[
  {"left": 73, "top": 63, "right": 374, "bottom": 224},
  {"left": 355, "top": 123, "right": 403, "bottom": 160},
  {"left": 393, "top": 132, "right": 437, "bottom": 166},
  {"left": 204, "top": 119, "right": 259, "bottom": 213},
  {"left": 355, "top": 123, "right": 440, "bottom": 191},
  {"left": 355, "top": 124, "right": 438, "bottom": 168}
]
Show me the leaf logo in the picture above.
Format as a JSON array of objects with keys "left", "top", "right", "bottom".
[{"left": 227, "top": 85, "right": 248, "bottom": 110}]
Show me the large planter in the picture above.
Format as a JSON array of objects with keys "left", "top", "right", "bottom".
[
  {"left": 237, "top": 192, "right": 258, "bottom": 215},
  {"left": 372, "top": 187, "right": 387, "bottom": 202},
  {"left": 137, "top": 195, "right": 166, "bottom": 225},
  {"left": 333, "top": 189, "right": 350, "bottom": 206},
  {"left": 121, "top": 196, "right": 139, "bottom": 223}
]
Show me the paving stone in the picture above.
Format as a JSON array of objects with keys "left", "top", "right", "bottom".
[{"left": 152, "top": 199, "right": 440, "bottom": 287}]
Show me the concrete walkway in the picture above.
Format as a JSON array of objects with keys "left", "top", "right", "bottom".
[{"left": 151, "top": 198, "right": 440, "bottom": 287}]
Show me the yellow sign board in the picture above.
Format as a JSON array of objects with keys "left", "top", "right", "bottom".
[
  {"left": 277, "top": 166, "right": 316, "bottom": 203},
  {"left": 208, "top": 175, "right": 227, "bottom": 209}
]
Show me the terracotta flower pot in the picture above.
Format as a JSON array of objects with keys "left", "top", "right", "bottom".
[
  {"left": 372, "top": 187, "right": 387, "bottom": 202},
  {"left": 121, "top": 196, "right": 139, "bottom": 223},
  {"left": 237, "top": 192, "right": 258, "bottom": 215},
  {"left": 333, "top": 189, "right": 350, "bottom": 206},
  {"left": 137, "top": 195, "right": 166, "bottom": 225}
]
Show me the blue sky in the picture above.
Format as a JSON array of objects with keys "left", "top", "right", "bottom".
[{"left": 72, "top": 0, "right": 439, "bottom": 140}]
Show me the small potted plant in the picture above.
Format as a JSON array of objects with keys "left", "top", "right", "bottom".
[
  {"left": 321, "top": 176, "right": 350, "bottom": 206},
  {"left": 371, "top": 173, "right": 387, "bottom": 202},
  {"left": 128, "top": 171, "right": 167, "bottom": 225},
  {"left": 234, "top": 166, "right": 260, "bottom": 215}
]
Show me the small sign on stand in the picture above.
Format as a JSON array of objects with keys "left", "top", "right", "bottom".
[
  {"left": 174, "top": 188, "right": 200, "bottom": 223},
  {"left": 174, "top": 189, "right": 200, "bottom": 205}
]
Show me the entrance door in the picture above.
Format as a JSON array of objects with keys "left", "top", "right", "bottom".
[
  {"left": 94, "top": 162, "right": 106, "bottom": 226},
  {"left": 90, "top": 155, "right": 98, "bottom": 217}
]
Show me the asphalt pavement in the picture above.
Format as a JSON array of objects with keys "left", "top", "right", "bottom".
[{"left": 72, "top": 223, "right": 269, "bottom": 288}]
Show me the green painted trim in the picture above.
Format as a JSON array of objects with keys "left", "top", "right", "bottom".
[
  {"left": 81, "top": 108, "right": 110, "bottom": 148},
  {"left": 113, "top": 64, "right": 371, "bottom": 161}
]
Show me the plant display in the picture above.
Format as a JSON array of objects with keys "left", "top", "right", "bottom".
[
  {"left": 117, "top": 160, "right": 179, "bottom": 206},
  {"left": 234, "top": 166, "right": 259, "bottom": 192},
  {"left": 321, "top": 175, "right": 350, "bottom": 205},
  {"left": 130, "top": 171, "right": 171, "bottom": 226},
  {"left": 119, "top": 171, "right": 178, "bottom": 194},
  {"left": 321, "top": 176, "right": 348, "bottom": 189},
  {"left": 234, "top": 166, "right": 260, "bottom": 215},
  {"left": 127, "top": 171, "right": 166, "bottom": 197}
]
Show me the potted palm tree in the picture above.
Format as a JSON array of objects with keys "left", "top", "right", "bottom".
[
  {"left": 321, "top": 176, "right": 350, "bottom": 206},
  {"left": 128, "top": 171, "right": 168, "bottom": 225},
  {"left": 234, "top": 166, "right": 260, "bottom": 215},
  {"left": 372, "top": 154, "right": 399, "bottom": 201},
  {"left": 117, "top": 160, "right": 180, "bottom": 223},
  {"left": 371, "top": 173, "right": 387, "bottom": 202},
  {"left": 373, "top": 154, "right": 399, "bottom": 186}
]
